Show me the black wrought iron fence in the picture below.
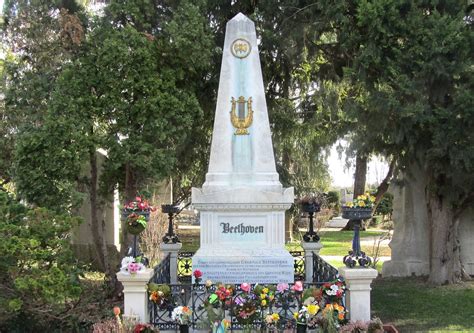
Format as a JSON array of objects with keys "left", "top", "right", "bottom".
[
  {"left": 150, "top": 253, "right": 171, "bottom": 284},
  {"left": 148, "top": 281, "right": 345, "bottom": 331},
  {"left": 312, "top": 252, "right": 339, "bottom": 282}
]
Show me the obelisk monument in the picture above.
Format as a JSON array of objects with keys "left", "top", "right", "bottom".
[{"left": 192, "top": 13, "right": 294, "bottom": 283}]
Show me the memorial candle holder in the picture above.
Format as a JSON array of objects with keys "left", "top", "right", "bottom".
[{"left": 162, "top": 204, "right": 180, "bottom": 244}]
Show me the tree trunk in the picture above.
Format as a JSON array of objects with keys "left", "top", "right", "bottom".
[
  {"left": 121, "top": 162, "right": 137, "bottom": 256},
  {"left": 372, "top": 158, "right": 396, "bottom": 214},
  {"left": 426, "top": 190, "right": 462, "bottom": 285},
  {"left": 89, "top": 150, "right": 106, "bottom": 271},
  {"left": 342, "top": 153, "right": 367, "bottom": 231}
]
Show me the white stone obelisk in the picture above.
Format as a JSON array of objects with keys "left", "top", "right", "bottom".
[{"left": 192, "top": 13, "right": 294, "bottom": 284}]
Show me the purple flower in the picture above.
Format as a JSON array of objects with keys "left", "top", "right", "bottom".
[{"left": 234, "top": 296, "right": 244, "bottom": 305}]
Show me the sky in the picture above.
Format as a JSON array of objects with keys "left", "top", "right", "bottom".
[{"left": 327, "top": 140, "right": 389, "bottom": 188}]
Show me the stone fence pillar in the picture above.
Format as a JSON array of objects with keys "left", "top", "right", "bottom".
[
  {"left": 301, "top": 241, "right": 323, "bottom": 283},
  {"left": 117, "top": 269, "right": 154, "bottom": 323},
  {"left": 339, "top": 267, "right": 378, "bottom": 322},
  {"left": 160, "top": 242, "right": 182, "bottom": 284}
]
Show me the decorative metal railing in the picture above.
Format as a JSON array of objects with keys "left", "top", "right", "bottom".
[
  {"left": 150, "top": 253, "right": 171, "bottom": 284},
  {"left": 148, "top": 281, "right": 345, "bottom": 331},
  {"left": 312, "top": 252, "right": 339, "bottom": 282},
  {"left": 177, "top": 251, "right": 306, "bottom": 283}
]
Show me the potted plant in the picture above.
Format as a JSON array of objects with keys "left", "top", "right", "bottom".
[
  {"left": 123, "top": 195, "right": 155, "bottom": 235},
  {"left": 341, "top": 193, "right": 375, "bottom": 220}
]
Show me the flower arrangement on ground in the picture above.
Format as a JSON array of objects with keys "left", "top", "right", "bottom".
[
  {"left": 232, "top": 283, "right": 260, "bottom": 330},
  {"left": 120, "top": 256, "right": 146, "bottom": 274},
  {"left": 265, "top": 313, "right": 280, "bottom": 332},
  {"left": 321, "top": 280, "right": 345, "bottom": 303},
  {"left": 200, "top": 281, "right": 234, "bottom": 331},
  {"left": 171, "top": 305, "right": 192, "bottom": 325}
]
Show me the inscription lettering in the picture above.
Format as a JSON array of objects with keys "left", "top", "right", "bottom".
[{"left": 220, "top": 222, "right": 264, "bottom": 235}]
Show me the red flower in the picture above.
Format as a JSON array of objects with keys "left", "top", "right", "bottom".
[
  {"left": 193, "top": 269, "right": 203, "bottom": 278},
  {"left": 134, "top": 324, "right": 147, "bottom": 333}
]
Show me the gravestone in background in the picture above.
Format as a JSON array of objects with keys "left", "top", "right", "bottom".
[
  {"left": 382, "top": 163, "right": 474, "bottom": 277},
  {"left": 191, "top": 13, "right": 294, "bottom": 284}
]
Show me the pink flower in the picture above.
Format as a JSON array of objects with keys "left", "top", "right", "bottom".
[
  {"left": 292, "top": 281, "right": 303, "bottom": 292},
  {"left": 135, "top": 196, "right": 142, "bottom": 202},
  {"left": 277, "top": 283, "right": 289, "bottom": 292},
  {"left": 128, "top": 262, "right": 140, "bottom": 274},
  {"left": 240, "top": 283, "right": 251, "bottom": 292}
]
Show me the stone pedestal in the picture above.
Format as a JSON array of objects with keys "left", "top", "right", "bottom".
[
  {"left": 160, "top": 242, "right": 182, "bottom": 284},
  {"left": 117, "top": 269, "right": 154, "bottom": 323},
  {"left": 339, "top": 267, "right": 378, "bottom": 322},
  {"left": 301, "top": 241, "right": 323, "bottom": 282}
]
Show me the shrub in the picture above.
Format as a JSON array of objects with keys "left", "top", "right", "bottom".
[
  {"left": 375, "top": 192, "right": 393, "bottom": 220},
  {"left": 0, "top": 190, "right": 83, "bottom": 332}
]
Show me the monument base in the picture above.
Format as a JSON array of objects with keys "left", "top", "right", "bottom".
[{"left": 192, "top": 248, "right": 294, "bottom": 284}]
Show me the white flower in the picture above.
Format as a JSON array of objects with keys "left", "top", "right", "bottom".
[
  {"left": 171, "top": 306, "right": 184, "bottom": 322},
  {"left": 121, "top": 256, "right": 134, "bottom": 269}
]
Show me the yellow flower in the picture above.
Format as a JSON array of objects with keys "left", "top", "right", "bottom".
[
  {"left": 260, "top": 293, "right": 266, "bottom": 300},
  {"left": 272, "top": 313, "right": 280, "bottom": 321},
  {"left": 261, "top": 299, "right": 267, "bottom": 306},
  {"left": 269, "top": 295, "right": 274, "bottom": 301},
  {"left": 307, "top": 304, "right": 319, "bottom": 315},
  {"left": 262, "top": 287, "right": 269, "bottom": 294},
  {"left": 358, "top": 200, "right": 366, "bottom": 207},
  {"left": 358, "top": 194, "right": 367, "bottom": 200},
  {"left": 293, "top": 312, "right": 299, "bottom": 319},
  {"left": 347, "top": 201, "right": 354, "bottom": 208},
  {"left": 370, "top": 195, "right": 376, "bottom": 202}
]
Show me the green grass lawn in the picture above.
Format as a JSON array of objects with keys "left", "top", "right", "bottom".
[
  {"left": 180, "top": 229, "right": 392, "bottom": 257},
  {"left": 372, "top": 277, "right": 474, "bottom": 332},
  {"left": 286, "top": 230, "right": 391, "bottom": 257}
]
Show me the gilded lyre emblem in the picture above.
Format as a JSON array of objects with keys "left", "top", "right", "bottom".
[
  {"left": 231, "top": 38, "right": 251, "bottom": 58},
  {"left": 230, "top": 96, "right": 253, "bottom": 135}
]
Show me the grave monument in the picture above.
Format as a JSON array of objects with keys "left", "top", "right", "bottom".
[{"left": 191, "top": 13, "right": 294, "bottom": 284}]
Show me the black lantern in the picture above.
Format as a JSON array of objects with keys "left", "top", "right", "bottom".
[
  {"left": 161, "top": 204, "right": 180, "bottom": 244},
  {"left": 301, "top": 201, "right": 321, "bottom": 243}
]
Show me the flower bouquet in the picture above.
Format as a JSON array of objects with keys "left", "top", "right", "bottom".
[
  {"left": 172, "top": 305, "right": 192, "bottom": 333},
  {"left": 232, "top": 283, "right": 260, "bottom": 331},
  {"left": 200, "top": 281, "right": 233, "bottom": 331},
  {"left": 265, "top": 313, "right": 280, "bottom": 332},
  {"left": 120, "top": 256, "right": 146, "bottom": 274},
  {"left": 321, "top": 280, "right": 345, "bottom": 303},
  {"left": 148, "top": 283, "right": 172, "bottom": 310},
  {"left": 123, "top": 196, "right": 155, "bottom": 235}
]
